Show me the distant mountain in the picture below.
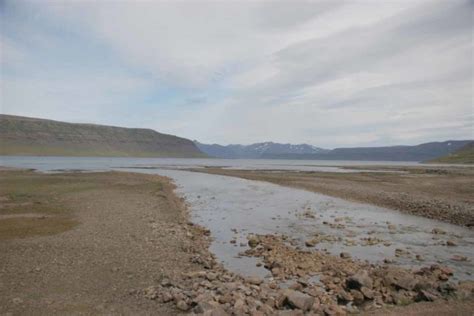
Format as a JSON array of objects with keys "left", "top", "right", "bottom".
[
  {"left": 0, "top": 115, "right": 206, "bottom": 158},
  {"left": 194, "top": 141, "right": 328, "bottom": 159},
  {"left": 195, "top": 140, "right": 473, "bottom": 162},
  {"left": 428, "top": 142, "right": 474, "bottom": 164}
]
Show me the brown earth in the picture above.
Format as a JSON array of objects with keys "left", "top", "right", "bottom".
[
  {"left": 0, "top": 169, "right": 212, "bottom": 315},
  {"left": 1, "top": 169, "right": 473, "bottom": 315},
  {"left": 187, "top": 166, "right": 474, "bottom": 227}
]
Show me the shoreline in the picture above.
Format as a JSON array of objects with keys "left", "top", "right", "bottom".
[
  {"left": 1, "top": 169, "right": 473, "bottom": 315},
  {"left": 186, "top": 166, "right": 474, "bottom": 228}
]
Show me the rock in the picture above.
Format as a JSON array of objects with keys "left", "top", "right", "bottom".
[
  {"left": 346, "top": 270, "right": 373, "bottom": 289},
  {"left": 246, "top": 276, "right": 263, "bottom": 285},
  {"left": 160, "top": 291, "right": 173, "bottom": 303},
  {"left": 340, "top": 252, "right": 351, "bottom": 259},
  {"left": 271, "top": 267, "right": 282, "bottom": 277},
  {"left": 194, "top": 301, "right": 226, "bottom": 315},
  {"left": 259, "top": 304, "right": 274, "bottom": 315},
  {"left": 305, "top": 239, "right": 318, "bottom": 247},
  {"left": 143, "top": 286, "right": 159, "bottom": 300},
  {"left": 393, "top": 276, "right": 418, "bottom": 291},
  {"left": 160, "top": 278, "right": 172, "bottom": 287},
  {"left": 206, "top": 272, "right": 217, "bottom": 281},
  {"left": 204, "top": 308, "right": 229, "bottom": 316},
  {"left": 218, "top": 294, "right": 232, "bottom": 304},
  {"left": 349, "top": 289, "right": 365, "bottom": 305},
  {"left": 392, "top": 292, "right": 413, "bottom": 306},
  {"left": 289, "top": 282, "right": 303, "bottom": 291},
  {"left": 234, "top": 298, "right": 246, "bottom": 309},
  {"left": 446, "top": 240, "right": 457, "bottom": 246},
  {"left": 12, "top": 297, "right": 23, "bottom": 304},
  {"left": 431, "top": 228, "right": 446, "bottom": 235},
  {"left": 360, "top": 286, "right": 374, "bottom": 299},
  {"left": 248, "top": 236, "right": 260, "bottom": 248},
  {"left": 176, "top": 300, "right": 189, "bottom": 311},
  {"left": 277, "top": 311, "right": 304, "bottom": 316},
  {"left": 337, "top": 289, "right": 353, "bottom": 302},
  {"left": 438, "top": 282, "right": 457, "bottom": 295},
  {"left": 323, "top": 304, "right": 346, "bottom": 315},
  {"left": 451, "top": 255, "right": 468, "bottom": 262},
  {"left": 417, "top": 290, "right": 438, "bottom": 302},
  {"left": 284, "top": 289, "right": 315, "bottom": 311},
  {"left": 438, "top": 266, "right": 453, "bottom": 275}
]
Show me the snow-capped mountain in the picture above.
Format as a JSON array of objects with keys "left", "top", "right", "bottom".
[
  {"left": 194, "top": 140, "right": 473, "bottom": 161},
  {"left": 194, "top": 141, "right": 328, "bottom": 159}
]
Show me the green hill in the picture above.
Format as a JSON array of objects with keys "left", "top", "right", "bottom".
[
  {"left": 0, "top": 115, "right": 206, "bottom": 158},
  {"left": 428, "top": 142, "right": 474, "bottom": 164}
]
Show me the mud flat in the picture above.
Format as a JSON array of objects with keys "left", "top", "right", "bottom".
[{"left": 187, "top": 166, "right": 474, "bottom": 227}]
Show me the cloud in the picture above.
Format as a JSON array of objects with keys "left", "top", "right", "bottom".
[{"left": 1, "top": 0, "right": 472, "bottom": 147}]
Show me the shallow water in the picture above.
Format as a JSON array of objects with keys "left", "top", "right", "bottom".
[
  {"left": 2, "top": 156, "right": 473, "bottom": 281},
  {"left": 126, "top": 168, "right": 474, "bottom": 281}
]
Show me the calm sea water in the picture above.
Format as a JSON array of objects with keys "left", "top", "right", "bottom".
[{"left": 0, "top": 156, "right": 422, "bottom": 173}]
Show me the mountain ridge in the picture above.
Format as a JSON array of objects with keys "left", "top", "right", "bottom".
[
  {"left": 194, "top": 141, "right": 328, "bottom": 159},
  {"left": 195, "top": 140, "right": 473, "bottom": 162}
]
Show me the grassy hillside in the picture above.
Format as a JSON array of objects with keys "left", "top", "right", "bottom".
[
  {"left": 428, "top": 142, "right": 474, "bottom": 164},
  {"left": 0, "top": 115, "right": 206, "bottom": 158}
]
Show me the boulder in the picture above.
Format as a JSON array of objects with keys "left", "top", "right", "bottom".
[
  {"left": 346, "top": 270, "right": 373, "bottom": 290},
  {"left": 284, "top": 289, "right": 315, "bottom": 311}
]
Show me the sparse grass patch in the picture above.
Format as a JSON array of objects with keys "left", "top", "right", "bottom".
[
  {"left": 0, "top": 170, "right": 95, "bottom": 216},
  {"left": 0, "top": 216, "right": 78, "bottom": 240},
  {"left": 0, "top": 170, "right": 84, "bottom": 239}
]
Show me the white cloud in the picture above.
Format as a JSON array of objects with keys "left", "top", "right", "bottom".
[{"left": 1, "top": 0, "right": 472, "bottom": 147}]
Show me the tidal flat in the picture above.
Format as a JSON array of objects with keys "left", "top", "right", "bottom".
[{"left": 1, "top": 160, "right": 473, "bottom": 315}]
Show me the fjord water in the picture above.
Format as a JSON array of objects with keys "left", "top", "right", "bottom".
[
  {"left": 2, "top": 156, "right": 473, "bottom": 280},
  {"left": 0, "top": 156, "right": 422, "bottom": 173}
]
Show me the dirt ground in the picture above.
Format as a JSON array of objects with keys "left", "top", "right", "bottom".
[
  {"left": 0, "top": 169, "right": 209, "bottom": 315},
  {"left": 188, "top": 166, "right": 474, "bottom": 227}
]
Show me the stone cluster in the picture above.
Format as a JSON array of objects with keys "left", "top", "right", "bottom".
[{"left": 142, "top": 233, "right": 473, "bottom": 315}]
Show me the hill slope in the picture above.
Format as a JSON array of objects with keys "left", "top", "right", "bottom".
[
  {"left": 0, "top": 115, "right": 206, "bottom": 157},
  {"left": 428, "top": 142, "right": 474, "bottom": 164}
]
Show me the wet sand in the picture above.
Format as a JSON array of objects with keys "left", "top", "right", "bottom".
[{"left": 187, "top": 165, "right": 474, "bottom": 227}]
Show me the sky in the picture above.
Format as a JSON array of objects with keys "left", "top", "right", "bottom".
[{"left": 1, "top": 0, "right": 472, "bottom": 148}]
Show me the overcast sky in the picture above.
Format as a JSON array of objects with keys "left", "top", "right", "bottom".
[{"left": 1, "top": 0, "right": 472, "bottom": 148}]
